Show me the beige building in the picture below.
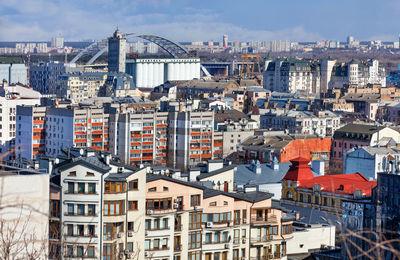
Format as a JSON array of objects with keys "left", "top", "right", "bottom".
[{"left": 57, "top": 72, "right": 107, "bottom": 102}]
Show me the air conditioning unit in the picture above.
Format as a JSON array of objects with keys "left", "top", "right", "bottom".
[
  {"left": 242, "top": 238, "right": 247, "bottom": 244},
  {"left": 145, "top": 231, "right": 149, "bottom": 236},
  {"left": 269, "top": 254, "right": 273, "bottom": 259},
  {"left": 124, "top": 250, "right": 129, "bottom": 254},
  {"left": 174, "top": 198, "right": 179, "bottom": 203},
  {"left": 194, "top": 205, "right": 199, "bottom": 210},
  {"left": 269, "top": 235, "right": 273, "bottom": 240},
  {"left": 173, "top": 203, "right": 179, "bottom": 209},
  {"left": 126, "top": 254, "right": 132, "bottom": 259},
  {"left": 224, "top": 244, "right": 230, "bottom": 249},
  {"left": 117, "top": 232, "right": 122, "bottom": 238},
  {"left": 243, "top": 219, "right": 247, "bottom": 224},
  {"left": 147, "top": 209, "right": 153, "bottom": 215},
  {"left": 128, "top": 231, "right": 134, "bottom": 237},
  {"left": 118, "top": 167, "right": 124, "bottom": 173},
  {"left": 206, "top": 222, "right": 213, "bottom": 228},
  {"left": 144, "top": 252, "right": 149, "bottom": 257},
  {"left": 119, "top": 252, "right": 124, "bottom": 259}
]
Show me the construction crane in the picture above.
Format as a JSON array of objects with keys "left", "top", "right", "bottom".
[{"left": 240, "top": 54, "right": 262, "bottom": 79}]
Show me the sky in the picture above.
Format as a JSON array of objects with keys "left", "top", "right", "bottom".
[{"left": 0, "top": 0, "right": 400, "bottom": 42}]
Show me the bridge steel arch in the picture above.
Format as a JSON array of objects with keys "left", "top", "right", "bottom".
[{"left": 70, "top": 33, "right": 190, "bottom": 65}]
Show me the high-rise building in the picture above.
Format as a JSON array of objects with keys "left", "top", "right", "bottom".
[
  {"left": 16, "top": 106, "right": 46, "bottom": 160},
  {"left": 0, "top": 82, "right": 41, "bottom": 160},
  {"left": 0, "top": 59, "right": 28, "bottom": 85},
  {"left": 223, "top": 34, "right": 228, "bottom": 49},
  {"left": 51, "top": 37, "right": 64, "bottom": 48},
  {"left": 29, "top": 62, "right": 70, "bottom": 94},
  {"left": 108, "top": 29, "right": 126, "bottom": 73}
]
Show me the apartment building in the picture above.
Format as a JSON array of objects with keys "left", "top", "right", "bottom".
[
  {"left": 260, "top": 110, "right": 341, "bottom": 137},
  {"left": 48, "top": 147, "right": 296, "bottom": 260},
  {"left": 146, "top": 174, "right": 294, "bottom": 260},
  {"left": 330, "top": 123, "right": 400, "bottom": 173},
  {"left": 57, "top": 72, "right": 107, "bottom": 102},
  {"left": 263, "top": 58, "right": 386, "bottom": 95},
  {"left": 45, "top": 106, "right": 110, "bottom": 157},
  {"left": 263, "top": 58, "right": 320, "bottom": 94},
  {"left": 16, "top": 106, "right": 46, "bottom": 160},
  {"left": 110, "top": 110, "right": 169, "bottom": 167},
  {"left": 54, "top": 149, "right": 147, "bottom": 260},
  {"left": 168, "top": 110, "right": 215, "bottom": 171},
  {"left": 0, "top": 82, "right": 41, "bottom": 160}
]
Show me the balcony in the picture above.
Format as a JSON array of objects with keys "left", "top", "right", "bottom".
[
  {"left": 250, "top": 235, "right": 273, "bottom": 245},
  {"left": 174, "top": 224, "right": 182, "bottom": 232},
  {"left": 251, "top": 215, "right": 278, "bottom": 225}
]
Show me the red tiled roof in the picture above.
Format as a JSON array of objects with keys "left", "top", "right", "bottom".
[
  {"left": 282, "top": 157, "right": 315, "bottom": 183},
  {"left": 297, "top": 172, "right": 377, "bottom": 197}
]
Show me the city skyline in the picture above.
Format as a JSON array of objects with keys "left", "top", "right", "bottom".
[{"left": 1, "top": 0, "right": 400, "bottom": 42}]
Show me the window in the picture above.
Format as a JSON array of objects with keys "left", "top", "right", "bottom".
[
  {"left": 103, "top": 244, "right": 113, "bottom": 260},
  {"left": 128, "top": 222, "right": 134, "bottom": 231},
  {"left": 88, "top": 225, "right": 95, "bottom": 237},
  {"left": 127, "top": 242, "right": 133, "bottom": 252},
  {"left": 163, "top": 186, "right": 169, "bottom": 191},
  {"left": 77, "top": 204, "right": 85, "bottom": 216},
  {"left": 88, "top": 183, "right": 96, "bottom": 194},
  {"left": 241, "top": 229, "right": 246, "bottom": 238},
  {"left": 88, "top": 204, "right": 95, "bottom": 216},
  {"left": 154, "top": 239, "right": 160, "bottom": 249},
  {"left": 67, "top": 224, "right": 73, "bottom": 236},
  {"left": 222, "top": 231, "right": 228, "bottom": 242},
  {"left": 129, "top": 180, "right": 138, "bottom": 190},
  {"left": 128, "top": 201, "right": 138, "bottom": 211},
  {"left": 188, "top": 231, "right": 202, "bottom": 249},
  {"left": 104, "top": 182, "right": 125, "bottom": 193},
  {"left": 190, "top": 194, "right": 200, "bottom": 207},
  {"left": 146, "top": 198, "right": 172, "bottom": 210},
  {"left": 189, "top": 212, "right": 202, "bottom": 230},
  {"left": 161, "top": 238, "right": 168, "bottom": 249},
  {"left": 77, "top": 225, "right": 84, "bottom": 236},
  {"left": 103, "top": 200, "right": 124, "bottom": 216},
  {"left": 145, "top": 219, "right": 151, "bottom": 230},
  {"left": 209, "top": 202, "right": 216, "bottom": 206},
  {"left": 145, "top": 240, "right": 150, "bottom": 250},
  {"left": 68, "top": 182, "right": 74, "bottom": 193},
  {"left": 282, "top": 224, "right": 292, "bottom": 235},
  {"left": 163, "top": 218, "right": 168, "bottom": 229},
  {"left": 86, "top": 172, "right": 94, "bottom": 176},
  {"left": 148, "top": 187, "right": 156, "bottom": 192},
  {"left": 67, "top": 245, "right": 74, "bottom": 257},
  {"left": 87, "top": 246, "right": 95, "bottom": 257},
  {"left": 234, "top": 210, "right": 240, "bottom": 225},
  {"left": 103, "top": 224, "right": 113, "bottom": 240},
  {"left": 242, "top": 209, "right": 247, "bottom": 223},
  {"left": 189, "top": 251, "right": 201, "bottom": 260},
  {"left": 69, "top": 171, "right": 76, "bottom": 176},
  {"left": 205, "top": 233, "right": 212, "bottom": 244},
  {"left": 78, "top": 183, "right": 85, "bottom": 193},
  {"left": 214, "top": 231, "right": 220, "bottom": 243},
  {"left": 154, "top": 219, "right": 160, "bottom": 230},
  {"left": 67, "top": 204, "right": 74, "bottom": 215}
]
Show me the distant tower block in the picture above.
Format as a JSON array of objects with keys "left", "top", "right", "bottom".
[
  {"left": 108, "top": 29, "right": 127, "bottom": 73},
  {"left": 223, "top": 34, "right": 228, "bottom": 49}
]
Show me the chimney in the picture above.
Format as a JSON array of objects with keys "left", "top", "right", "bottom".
[
  {"left": 253, "top": 160, "right": 261, "bottom": 175},
  {"left": 2, "top": 79, "right": 8, "bottom": 87}
]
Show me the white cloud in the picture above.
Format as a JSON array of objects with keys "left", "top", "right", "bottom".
[{"left": 0, "top": 0, "right": 322, "bottom": 42}]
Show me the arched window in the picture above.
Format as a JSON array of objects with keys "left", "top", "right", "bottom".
[{"left": 286, "top": 191, "right": 293, "bottom": 200}]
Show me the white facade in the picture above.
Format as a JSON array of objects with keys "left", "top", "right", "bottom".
[
  {"left": 0, "top": 84, "right": 41, "bottom": 160},
  {"left": 287, "top": 224, "right": 335, "bottom": 255},
  {"left": 0, "top": 63, "right": 28, "bottom": 85},
  {"left": 0, "top": 171, "right": 49, "bottom": 259},
  {"left": 126, "top": 58, "right": 201, "bottom": 88}
]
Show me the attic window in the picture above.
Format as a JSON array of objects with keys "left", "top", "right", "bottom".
[
  {"left": 209, "top": 202, "right": 217, "bottom": 206},
  {"left": 338, "top": 185, "right": 344, "bottom": 190},
  {"left": 69, "top": 171, "right": 76, "bottom": 176},
  {"left": 224, "top": 201, "right": 228, "bottom": 205},
  {"left": 163, "top": 186, "right": 169, "bottom": 191},
  {"left": 148, "top": 187, "right": 156, "bottom": 192},
  {"left": 86, "top": 172, "right": 94, "bottom": 176}
]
